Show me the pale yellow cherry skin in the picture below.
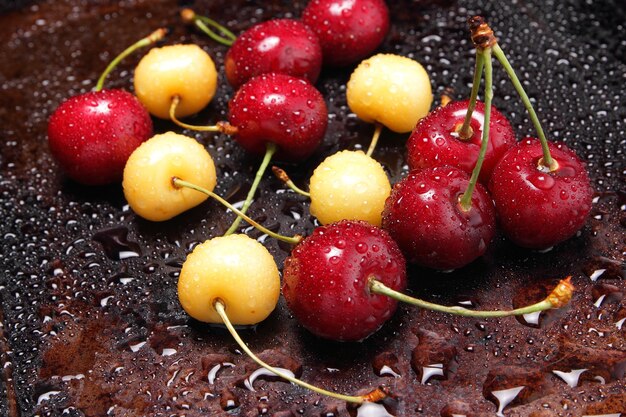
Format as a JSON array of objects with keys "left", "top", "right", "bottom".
[
  {"left": 178, "top": 234, "right": 280, "bottom": 325},
  {"left": 122, "top": 132, "right": 216, "bottom": 221},
  {"left": 309, "top": 150, "right": 391, "bottom": 227},
  {"left": 346, "top": 53, "right": 433, "bottom": 133},
  {"left": 134, "top": 44, "right": 218, "bottom": 119}
]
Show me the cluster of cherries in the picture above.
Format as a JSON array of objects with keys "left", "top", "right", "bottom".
[{"left": 47, "top": 2, "right": 588, "bottom": 406}]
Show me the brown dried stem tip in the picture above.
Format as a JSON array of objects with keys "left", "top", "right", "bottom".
[
  {"left": 272, "top": 166, "right": 291, "bottom": 183},
  {"left": 361, "top": 385, "right": 393, "bottom": 403},
  {"left": 148, "top": 28, "right": 168, "bottom": 43},
  {"left": 468, "top": 16, "right": 497, "bottom": 50},
  {"left": 180, "top": 8, "right": 196, "bottom": 23},
  {"left": 547, "top": 276, "right": 575, "bottom": 308}
]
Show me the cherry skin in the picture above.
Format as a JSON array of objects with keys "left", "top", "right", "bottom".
[
  {"left": 225, "top": 19, "right": 323, "bottom": 89},
  {"left": 301, "top": 0, "right": 389, "bottom": 67},
  {"left": 489, "top": 138, "right": 593, "bottom": 249},
  {"left": 47, "top": 89, "right": 152, "bottom": 185},
  {"left": 406, "top": 100, "right": 516, "bottom": 183},
  {"left": 282, "top": 220, "right": 407, "bottom": 342},
  {"left": 228, "top": 73, "right": 328, "bottom": 161},
  {"left": 382, "top": 166, "right": 496, "bottom": 270}
]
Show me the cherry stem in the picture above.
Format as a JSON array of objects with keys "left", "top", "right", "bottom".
[
  {"left": 168, "top": 96, "right": 239, "bottom": 134},
  {"left": 366, "top": 123, "right": 383, "bottom": 157},
  {"left": 459, "top": 48, "right": 492, "bottom": 211},
  {"left": 272, "top": 166, "right": 311, "bottom": 197},
  {"left": 369, "top": 276, "right": 574, "bottom": 318},
  {"left": 172, "top": 178, "right": 301, "bottom": 245},
  {"left": 225, "top": 143, "right": 278, "bottom": 236},
  {"left": 492, "top": 44, "right": 557, "bottom": 171},
  {"left": 181, "top": 9, "right": 236, "bottom": 47},
  {"left": 457, "top": 51, "right": 485, "bottom": 139},
  {"left": 95, "top": 28, "right": 167, "bottom": 92},
  {"left": 214, "top": 300, "right": 379, "bottom": 403}
]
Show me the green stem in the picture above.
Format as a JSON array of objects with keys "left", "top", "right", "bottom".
[
  {"left": 172, "top": 178, "right": 301, "bottom": 245},
  {"left": 182, "top": 9, "right": 236, "bottom": 47},
  {"left": 366, "top": 123, "right": 383, "bottom": 157},
  {"left": 168, "top": 96, "right": 235, "bottom": 133},
  {"left": 272, "top": 166, "right": 310, "bottom": 197},
  {"left": 492, "top": 44, "right": 557, "bottom": 171},
  {"left": 459, "top": 48, "right": 492, "bottom": 211},
  {"left": 458, "top": 52, "right": 485, "bottom": 139},
  {"left": 225, "top": 143, "right": 277, "bottom": 235},
  {"left": 214, "top": 300, "right": 367, "bottom": 404},
  {"left": 95, "top": 28, "right": 166, "bottom": 92},
  {"left": 369, "top": 279, "right": 555, "bottom": 318}
]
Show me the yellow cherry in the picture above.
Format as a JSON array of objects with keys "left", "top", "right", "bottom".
[
  {"left": 134, "top": 44, "right": 218, "bottom": 119},
  {"left": 178, "top": 234, "right": 280, "bottom": 325},
  {"left": 122, "top": 132, "right": 216, "bottom": 221},
  {"left": 309, "top": 150, "right": 391, "bottom": 227},
  {"left": 346, "top": 53, "right": 432, "bottom": 133}
]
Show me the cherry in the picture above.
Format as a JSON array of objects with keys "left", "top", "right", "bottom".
[
  {"left": 489, "top": 138, "right": 593, "bottom": 248},
  {"left": 406, "top": 99, "right": 515, "bottom": 183},
  {"left": 382, "top": 166, "right": 496, "bottom": 270},
  {"left": 183, "top": 10, "right": 322, "bottom": 89},
  {"left": 283, "top": 220, "right": 573, "bottom": 342},
  {"left": 301, "top": 0, "right": 390, "bottom": 67},
  {"left": 225, "top": 19, "right": 322, "bottom": 89},
  {"left": 228, "top": 73, "right": 327, "bottom": 161},
  {"left": 283, "top": 220, "right": 407, "bottom": 341},
  {"left": 48, "top": 90, "right": 152, "bottom": 185},
  {"left": 47, "top": 29, "right": 165, "bottom": 185}
]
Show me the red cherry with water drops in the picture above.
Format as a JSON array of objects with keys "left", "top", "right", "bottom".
[
  {"left": 48, "top": 89, "right": 152, "bottom": 185},
  {"left": 282, "top": 220, "right": 407, "bottom": 342},
  {"left": 301, "top": 0, "right": 390, "bottom": 67},
  {"left": 228, "top": 73, "right": 328, "bottom": 161},
  {"left": 225, "top": 19, "right": 323, "bottom": 89},
  {"left": 406, "top": 100, "right": 516, "bottom": 184},
  {"left": 382, "top": 166, "right": 496, "bottom": 270},
  {"left": 489, "top": 138, "right": 593, "bottom": 249}
]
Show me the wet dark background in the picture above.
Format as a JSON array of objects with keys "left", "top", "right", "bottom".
[{"left": 0, "top": 0, "right": 624, "bottom": 416}]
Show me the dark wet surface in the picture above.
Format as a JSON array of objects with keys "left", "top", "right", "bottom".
[{"left": 0, "top": 0, "right": 624, "bottom": 416}]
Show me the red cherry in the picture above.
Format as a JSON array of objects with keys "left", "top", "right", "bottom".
[
  {"left": 301, "top": 0, "right": 389, "bottom": 67},
  {"left": 406, "top": 100, "right": 516, "bottom": 183},
  {"left": 47, "top": 89, "right": 152, "bottom": 185},
  {"left": 382, "top": 166, "right": 496, "bottom": 270},
  {"left": 488, "top": 138, "right": 593, "bottom": 249},
  {"left": 228, "top": 73, "right": 328, "bottom": 161},
  {"left": 225, "top": 19, "right": 323, "bottom": 89},
  {"left": 282, "top": 220, "right": 407, "bottom": 341}
]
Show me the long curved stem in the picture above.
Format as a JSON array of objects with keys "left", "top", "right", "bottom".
[
  {"left": 172, "top": 178, "right": 301, "bottom": 245},
  {"left": 169, "top": 96, "right": 238, "bottom": 134},
  {"left": 369, "top": 276, "right": 573, "bottom": 318},
  {"left": 272, "top": 166, "right": 311, "bottom": 197},
  {"left": 459, "top": 48, "right": 492, "bottom": 211},
  {"left": 457, "top": 52, "right": 485, "bottom": 139},
  {"left": 95, "top": 28, "right": 166, "bottom": 92},
  {"left": 492, "top": 44, "right": 556, "bottom": 171},
  {"left": 214, "top": 300, "right": 383, "bottom": 404},
  {"left": 181, "top": 9, "right": 236, "bottom": 47},
  {"left": 225, "top": 143, "right": 277, "bottom": 235},
  {"left": 366, "top": 123, "right": 383, "bottom": 157}
]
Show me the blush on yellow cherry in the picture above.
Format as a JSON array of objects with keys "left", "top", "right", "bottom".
[
  {"left": 134, "top": 44, "right": 218, "bottom": 119},
  {"left": 346, "top": 53, "right": 433, "bottom": 133},
  {"left": 122, "top": 132, "right": 217, "bottom": 221},
  {"left": 178, "top": 234, "right": 280, "bottom": 325},
  {"left": 309, "top": 150, "right": 391, "bottom": 227}
]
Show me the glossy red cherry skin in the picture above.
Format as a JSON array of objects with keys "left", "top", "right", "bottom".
[
  {"left": 47, "top": 89, "right": 152, "bottom": 185},
  {"left": 301, "top": 0, "right": 389, "bottom": 67},
  {"left": 225, "top": 19, "right": 323, "bottom": 89},
  {"left": 382, "top": 166, "right": 496, "bottom": 270},
  {"left": 406, "top": 100, "right": 516, "bottom": 184},
  {"left": 489, "top": 138, "right": 593, "bottom": 249},
  {"left": 228, "top": 73, "right": 328, "bottom": 161},
  {"left": 283, "top": 220, "right": 407, "bottom": 342}
]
